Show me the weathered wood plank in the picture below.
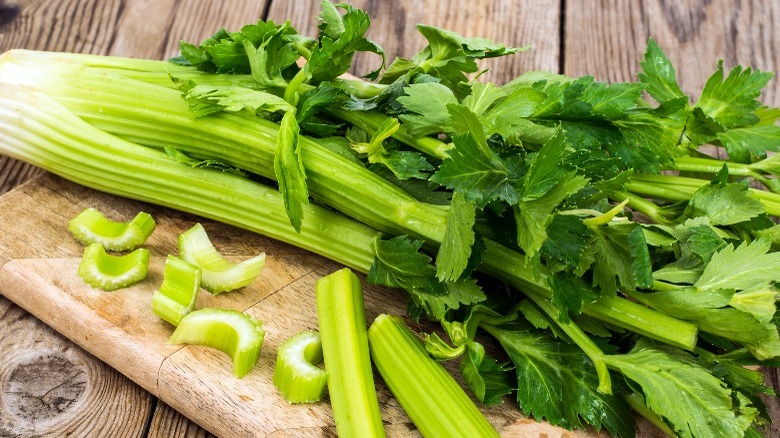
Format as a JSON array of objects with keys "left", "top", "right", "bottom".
[
  {"left": 147, "top": 402, "right": 217, "bottom": 438},
  {"left": 0, "top": 298, "right": 154, "bottom": 437},
  {"left": 267, "top": 0, "right": 561, "bottom": 84}
]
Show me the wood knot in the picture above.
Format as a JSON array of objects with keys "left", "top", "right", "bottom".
[
  {"left": 0, "top": 2, "right": 20, "bottom": 29},
  {"left": 1, "top": 351, "right": 88, "bottom": 433}
]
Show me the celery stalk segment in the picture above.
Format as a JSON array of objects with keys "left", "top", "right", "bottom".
[
  {"left": 368, "top": 314, "right": 499, "bottom": 438},
  {"left": 316, "top": 268, "right": 385, "bottom": 438},
  {"left": 151, "top": 255, "right": 202, "bottom": 326},
  {"left": 68, "top": 207, "right": 156, "bottom": 251},
  {"left": 77, "top": 243, "right": 149, "bottom": 291},
  {"left": 178, "top": 223, "right": 266, "bottom": 294},
  {"left": 273, "top": 330, "right": 328, "bottom": 404},
  {"left": 167, "top": 308, "right": 265, "bottom": 377}
]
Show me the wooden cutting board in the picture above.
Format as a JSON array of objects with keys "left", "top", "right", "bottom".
[{"left": 0, "top": 173, "right": 664, "bottom": 437}]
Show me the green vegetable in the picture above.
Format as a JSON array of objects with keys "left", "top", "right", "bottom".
[
  {"left": 178, "top": 223, "right": 266, "bottom": 294},
  {"left": 68, "top": 207, "right": 155, "bottom": 251},
  {"left": 273, "top": 330, "right": 328, "bottom": 404},
  {"left": 77, "top": 243, "right": 149, "bottom": 291},
  {"left": 151, "top": 255, "right": 202, "bottom": 326},
  {"left": 168, "top": 308, "right": 265, "bottom": 378},
  {"left": 316, "top": 268, "right": 384, "bottom": 438},
  {"left": 368, "top": 314, "right": 499, "bottom": 438}
]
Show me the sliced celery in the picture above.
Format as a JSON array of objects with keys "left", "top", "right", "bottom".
[
  {"left": 151, "top": 255, "right": 202, "bottom": 326},
  {"left": 167, "top": 308, "right": 265, "bottom": 377},
  {"left": 178, "top": 223, "right": 265, "bottom": 294},
  {"left": 273, "top": 331, "right": 328, "bottom": 404},
  {"left": 368, "top": 314, "right": 499, "bottom": 438},
  {"left": 77, "top": 243, "right": 149, "bottom": 291},
  {"left": 316, "top": 268, "right": 385, "bottom": 438},
  {"left": 68, "top": 207, "right": 156, "bottom": 251}
]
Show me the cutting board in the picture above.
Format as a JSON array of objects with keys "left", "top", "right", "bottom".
[{"left": 0, "top": 173, "right": 664, "bottom": 437}]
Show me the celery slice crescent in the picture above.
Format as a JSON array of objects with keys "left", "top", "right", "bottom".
[
  {"left": 168, "top": 308, "right": 265, "bottom": 377},
  {"left": 273, "top": 331, "right": 328, "bottom": 404},
  {"left": 77, "top": 243, "right": 149, "bottom": 291},
  {"left": 151, "top": 255, "right": 202, "bottom": 326},
  {"left": 178, "top": 223, "right": 266, "bottom": 294},
  {"left": 68, "top": 207, "right": 156, "bottom": 251}
]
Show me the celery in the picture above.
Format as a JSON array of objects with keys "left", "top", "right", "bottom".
[
  {"left": 151, "top": 255, "right": 202, "bottom": 326},
  {"left": 68, "top": 207, "right": 155, "bottom": 251},
  {"left": 273, "top": 331, "right": 328, "bottom": 404},
  {"left": 316, "top": 268, "right": 385, "bottom": 438},
  {"left": 368, "top": 314, "right": 499, "bottom": 438},
  {"left": 178, "top": 223, "right": 266, "bottom": 294},
  {"left": 168, "top": 308, "right": 264, "bottom": 378},
  {"left": 77, "top": 243, "right": 149, "bottom": 291}
]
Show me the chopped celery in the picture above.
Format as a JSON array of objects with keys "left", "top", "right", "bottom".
[
  {"left": 68, "top": 207, "right": 155, "bottom": 251},
  {"left": 77, "top": 243, "right": 149, "bottom": 291},
  {"left": 316, "top": 268, "right": 385, "bottom": 438},
  {"left": 273, "top": 331, "right": 328, "bottom": 404},
  {"left": 178, "top": 223, "right": 266, "bottom": 294},
  {"left": 167, "top": 308, "right": 265, "bottom": 378},
  {"left": 151, "top": 255, "right": 202, "bottom": 326},
  {"left": 368, "top": 314, "right": 499, "bottom": 438}
]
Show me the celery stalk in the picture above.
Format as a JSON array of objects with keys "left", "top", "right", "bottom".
[
  {"left": 77, "top": 243, "right": 149, "bottom": 291},
  {"left": 273, "top": 331, "right": 328, "bottom": 404},
  {"left": 168, "top": 308, "right": 265, "bottom": 378},
  {"left": 151, "top": 255, "right": 202, "bottom": 326},
  {"left": 178, "top": 223, "right": 265, "bottom": 294},
  {"left": 368, "top": 314, "right": 499, "bottom": 438},
  {"left": 316, "top": 268, "right": 385, "bottom": 438},
  {"left": 68, "top": 207, "right": 155, "bottom": 251}
]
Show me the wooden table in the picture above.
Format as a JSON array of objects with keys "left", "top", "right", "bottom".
[{"left": 0, "top": 0, "right": 778, "bottom": 436}]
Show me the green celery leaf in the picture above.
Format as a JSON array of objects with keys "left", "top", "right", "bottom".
[
  {"left": 520, "top": 128, "right": 571, "bottom": 201},
  {"left": 533, "top": 76, "right": 644, "bottom": 121},
  {"left": 463, "top": 81, "right": 507, "bottom": 115},
  {"left": 541, "top": 214, "right": 592, "bottom": 268},
  {"left": 436, "top": 191, "right": 476, "bottom": 282},
  {"left": 459, "top": 342, "right": 515, "bottom": 405},
  {"left": 603, "top": 344, "right": 752, "bottom": 438},
  {"left": 628, "top": 226, "right": 653, "bottom": 289},
  {"left": 615, "top": 109, "right": 688, "bottom": 166},
  {"left": 164, "top": 147, "right": 247, "bottom": 177},
  {"left": 716, "top": 124, "right": 780, "bottom": 163},
  {"left": 548, "top": 271, "right": 599, "bottom": 323},
  {"left": 296, "top": 82, "right": 341, "bottom": 122},
  {"left": 695, "top": 238, "right": 780, "bottom": 293},
  {"left": 484, "top": 323, "right": 635, "bottom": 436},
  {"left": 181, "top": 83, "right": 295, "bottom": 117},
  {"left": 397, "top": 82, "right": 458, "bottom": 136},
  {"left": 696, "top": 61, "right": 774, "bottom": 129},
  {"left": 430, "top": 106, "right": 519, "bottom": 207},
  {"left": 241, "top": 22, "right": 301, "bottom": 89},
  {"left": 685, "top": 175, "right": 765, "bottom": 226},
  {"left": 637, "top": 37, "right": 687, "bottom": 105},
  {"left": 579, "top": 221, "right": 643, "bottom": 295},
  {"left": 351, "top": 117, "right": 434, "bottom": 180},
  {"left": 274, "top": 111, "right": 308, "bottom": 232},
  {"left": 307, "top": 2, "right": 385, "bottom": 81},
  {"left": 729, "top": 286, "right": 779, "bottom": 324}
]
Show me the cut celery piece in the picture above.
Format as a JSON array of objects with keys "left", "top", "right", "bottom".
[
  {"left": 178, "top": 223, "right": 266, "bottom": 294},
  {"left": 273, "top": 331, "right": 328, "bottom": 404},
  {"left": 68, "top": 207, "right": 156, "bottom": 251},
  {"left": 151, "top": 255, "right": 202, "bottom": 326},
  {"left": 168, "top": 308, "right": 265, "bottom": 377},
  {"left": 368, "top": 314, "right": 500, "bottom": 438},
  {"left": 77, "top": 243, "right": 149, "bottom": 291},
  {"left": 316, "top": 268, "right": 385, "bottom": 438}
]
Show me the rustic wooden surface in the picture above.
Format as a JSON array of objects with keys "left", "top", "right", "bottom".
[{"left": 0, "top": 0, "right": 778, "bottom": 436}]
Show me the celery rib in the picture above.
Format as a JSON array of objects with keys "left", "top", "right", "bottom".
[
  {"left": 151, "top": 255, "right": 202, "bottom": 326},
  {"left": 316, "top": 268, "right": 385, "bottom": 438},
  {"left": 68, "top": 207, "right": 155, "bottom": 251},
  {"left": 77, "top": 243, "right": 149, "bottom": 291},
  {"left": 273, "top": 331, "right": 328, "bottom": 404}
]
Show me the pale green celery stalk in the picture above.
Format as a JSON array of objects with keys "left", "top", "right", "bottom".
[
  {"left": 368, "top": 314, "right": 499, "bottom": 438},
  {"left": 178, "top": 223, "right": 266, "bottom": 294},
  {"left": 610, "top": 190, "right": 674, "bottom": 225},
  {"left": 0, "top": 53, "right": 448, "bottom": 243},
  {"left": 168, "top": 308, "right": 265, "bottom": 377},
  {"left": 626, "top": 173, "right": 780, "bottom": 216},
  {"left": 0, "top": 83, "right": 378, "bottom": 273},
  {"left": 316, "top": 268, "right": 385, "bottom": 438},
  {"left": 0, "top": 53, "right": 700, "bottom": 349},
  {"left": 78, "top": 243, "right": 149, "bottom": 291},
  {"left": 671, "top": 156, "right": 780, "bottom": 191},
  {"left": 273, "top": 331, "right": 328, "bottom": 404},
  {"left": 68, "top": 207, "right": 155, "bottom": 251},
  {"left": 151, "top": 255, "right": 202, "bottom": 326},
  {"left": 623, "top": 394, "right": 676, "bottom": 437}
]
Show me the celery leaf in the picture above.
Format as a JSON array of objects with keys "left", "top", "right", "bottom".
[
  {"left": 716, "top": 124, "right": 780, "bottom": 163},
  {"left": 697, "top": 61, "right": 773, "bottom": 129},
  {"left": 637, "top": 37, "right": 687, "bottom": 105},
  {"left": 436, "top": 191, "right": 476, "bottom": 281},
  {"left": 459, "top": 342, "right": 514, "bottom": 405},
  {"left": 274, "top": 111, "right": 308, "bottom": 232}
]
